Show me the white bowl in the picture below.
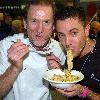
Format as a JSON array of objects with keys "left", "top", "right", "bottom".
[{"left": 43, "top": 69, "right": 84, "bottom": 89}]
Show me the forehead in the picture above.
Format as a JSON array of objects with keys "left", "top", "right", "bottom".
[
  {"left": 56, "top": 18, "right": 83, "bottom": 32},
  {"left": 27, "top": 5, "right": 53, "bottom": 19}
]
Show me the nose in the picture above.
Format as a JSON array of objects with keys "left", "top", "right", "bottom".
[
  {"left": 65, "top": 35, "right": 70, "bottom": 48},
  {"left": 38, "top": 22, "right": 43, "bottom": 34}
]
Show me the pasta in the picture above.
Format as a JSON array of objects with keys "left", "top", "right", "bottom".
[
  {"left": 50, "top": 74, "right": 79, "bottom": 82},
  {"left": 64, "top": 49, "right": 73, "bottom": 77},
  {"left": 67, "top": 49, "right": 73, "bottom": 71},
  {"left": 50, "top": 49, "right": 79, "bottom": 82}
]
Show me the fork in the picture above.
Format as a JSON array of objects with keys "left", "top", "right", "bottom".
[{"left": 11, "top": 41, "right": 52, "bottom": 55}]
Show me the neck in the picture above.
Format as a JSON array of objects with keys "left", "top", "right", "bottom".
[
  {"left": 79, "top": 38, "right": 96, "bottom": 58},
  {"left": 30, "top": 39, "right": 50, "bottom": 51}
]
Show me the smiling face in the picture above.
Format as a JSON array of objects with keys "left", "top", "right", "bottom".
[
  {"left": 56, "top": 17, "right": 89, "bottom": 57},
  {"left": 24, "top": 5, "right": 54, "bottom": 49}
]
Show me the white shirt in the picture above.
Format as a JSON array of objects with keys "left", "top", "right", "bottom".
[{"left": 0, "top": 34, "right": 66, "bottom": 100}]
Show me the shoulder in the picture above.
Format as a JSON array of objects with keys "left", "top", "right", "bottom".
[
  {"left": 50, "top": 38, "right": 64, "bottom": 53},
  {"left": 93, "top": 39, "right": 100, "bottom": 57},
  {"left": 51, "top": 38, "right": 59, "bottom": 44},
  {"left": 50, "top": 38, "right": 62, "bottom": 48},
  {"left": 50, "top": 38, "right": 66, "bottom": 63},
  {"left": 95, "top": 38, "right": 100, "bottom": 48},
  {"left": 0, "top": 34, "right": 29, "bottom": 51}
]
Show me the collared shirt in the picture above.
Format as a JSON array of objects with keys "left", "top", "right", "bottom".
[{"left": 0, "top": 34, "right": 66, "bottom": 100}]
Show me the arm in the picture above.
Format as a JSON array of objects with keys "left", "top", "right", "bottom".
[
  {"left": 87, "top": 89, "right": 100, "bottom": 100},
  {"left": 0, "top": 65, "right": 21, "bottom": 97},
  {"left": 56, "top": 84, "right": 100, "bottom": 100},
  {"left": 0, "top": 40, "right": 29, "bottom": 97},
  {"left": 77, "top": 85, "right": 100, "bottom": 100}
]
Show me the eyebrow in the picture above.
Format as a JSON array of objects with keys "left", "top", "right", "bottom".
[
  {"left": 69, "top": 28, "right": 78, "bottom": 32},
  {"left": 56, "top": 28, "right": 79, "bottom": 35}
]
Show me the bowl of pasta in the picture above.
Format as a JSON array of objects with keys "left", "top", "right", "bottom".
[{"left": 43, "top": 69, "right": 84, "bottom": 89}]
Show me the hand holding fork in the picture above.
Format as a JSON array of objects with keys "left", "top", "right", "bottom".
[{"left": 11, "top": 40, "right": 52, "bottom": 55}]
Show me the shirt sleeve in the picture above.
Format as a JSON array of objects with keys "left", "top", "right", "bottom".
[
  {"left": 51, "top": 39, "right": 66, "bottom": 65},
  {"left": 0, "top": 39, "right": 11, "bottom": 75}
]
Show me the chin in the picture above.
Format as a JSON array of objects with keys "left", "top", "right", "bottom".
[
  {"left": 32, "top": 38, "right": 49, "bottom": 47},
  {"left": 34, "top": 42, "right": 46, "bottom": 47}
]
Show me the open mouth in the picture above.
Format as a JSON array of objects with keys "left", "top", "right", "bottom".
[{"left": 36, "top": 34, "right": 42, "bottom": 37}]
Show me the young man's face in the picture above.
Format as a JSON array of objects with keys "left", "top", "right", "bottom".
[
  {"left": 56, "top": 18, "right": 89, "bottom": 57},
  {"left": 24, "top": 5, "right": 54, "bottom": 48}
]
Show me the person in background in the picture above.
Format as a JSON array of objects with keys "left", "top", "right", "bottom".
[
  {"left": 0, "top": 0, "right": 66, "bottom": 99},
  {"left": 54, "top": 7, "right": 100, "bottom": 100},
  {"left": 0, "top": 13, "right": 12, "bottom": 40},
  {"left": 4, "top": 13, "right": 12, "bottom": 35},
  {"left": 10, "top": 19, "right": 25, "bottom": 35},
  {"left": 89, "top": 21, "right": 100, "bottom": 40}
]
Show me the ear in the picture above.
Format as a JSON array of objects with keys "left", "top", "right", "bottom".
[
  {"left": 23, "top": 19, "right": 27, "bottom": 29},
  {"left": 85, "top": 24, "right": 90, "bottom": 36}
]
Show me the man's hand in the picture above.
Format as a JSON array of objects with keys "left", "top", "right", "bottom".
[
  {"left": 7, "top": 40, "right": 29, "bottom": 72},
  {"left": 56, "top": 84, "right": 83, "bottom": 97},
  {"left": 46, "top": 52, "right": 61, "bottom": 69}
]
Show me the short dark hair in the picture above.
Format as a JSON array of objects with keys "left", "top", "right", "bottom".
[
  {"left": 55, "top": 7, "right": 86, "bottom": 26},
  {"left": 23, "top": 0, "right": 55, "bottom": 20}
]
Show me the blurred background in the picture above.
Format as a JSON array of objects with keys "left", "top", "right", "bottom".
[{"left": 0, "top": 0, "right": 100, "bottom": 40}]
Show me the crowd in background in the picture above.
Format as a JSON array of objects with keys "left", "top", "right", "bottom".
[
  {"left": 0, "top": 14, "right": 25, "bottom": 40},
  {"left": 0, "top": 5, "right": 100, "bottom": 41}
]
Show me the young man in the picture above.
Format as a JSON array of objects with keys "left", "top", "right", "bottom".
[
  {"left": 0, "top": 0, "right": 65, "bottom": 99},
  {"left": 55, "top": 7, "right": 100, "bottom": 100}
]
